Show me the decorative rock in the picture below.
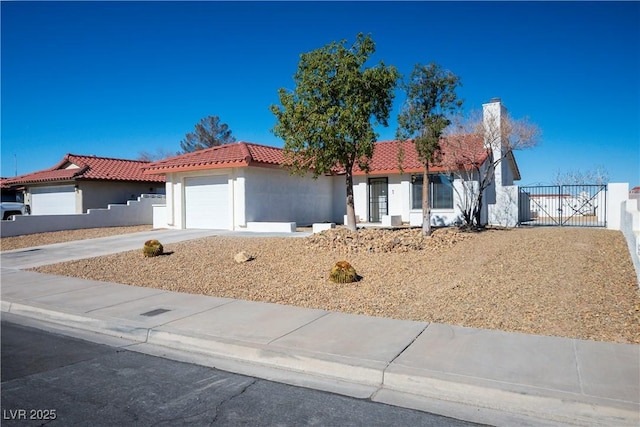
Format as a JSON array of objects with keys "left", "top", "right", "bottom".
[
  {"left": 306, "top": 226, "right": 471, "bottom": 254},
  {"left": 234, "top": 251, "right": 254, "bottom": 263}
]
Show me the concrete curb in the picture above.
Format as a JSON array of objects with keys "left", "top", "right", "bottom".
[
  {"left": 382, "top": 367, "right": 639, "bottom": 426},
  {"left": 146, "top": 329, "right": 386, "bottom": 386},
  {"left": 2, "top": 300, "right": 638, "bottom": 427},
  {"left": 4, "top": 301, "right": 151, "bottom": 342},
  {"left": 1, "top": 300, "right": 385, "bottom": 386}
]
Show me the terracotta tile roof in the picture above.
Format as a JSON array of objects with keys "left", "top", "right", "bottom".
[
  {"left": 353, "top": 134, "right": 488, "bottom": 175},
  {"left": 143, "top": 137, "right": 491, "bottom": 176},
  {"left": 2, "top": 154, "right": 165, "bottom": 186},
  {"left": 0, "top": 178, "right": 12, "bottom": 189},
  {"left": 143, "top": 142, "right": 286, "bottom": 174}
]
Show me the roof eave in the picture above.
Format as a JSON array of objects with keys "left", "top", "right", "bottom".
[
  {"left": 143, "top": 161, "right": 250, "bottom": 175},
  {"left": 17, "top": 178, "right": 78, "bottom": 186},
  {"left": 77, "top": 177, "right": 166, "bottom": 183},
  {"left": 506, "top": 150, "right": 522, "bottom": 181}
]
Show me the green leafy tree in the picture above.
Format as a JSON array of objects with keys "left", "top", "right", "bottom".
[
  {"left": 271, "top": 33, "right": 399, "bottom": 231},
  {"left": 180, "top": 116, "right": 236, "bottom": 153},
  {"left": 396, "top": 63, "right": 463, "bottom": 236}
]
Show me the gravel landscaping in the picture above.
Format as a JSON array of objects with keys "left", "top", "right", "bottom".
[
  {"left": 6, "top": 225, "right": 637, "bottom": 344},
  {"left": 0, "top": 225, "right": 153, "bottom": 251}
]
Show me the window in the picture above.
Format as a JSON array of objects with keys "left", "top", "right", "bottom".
[{"left": 411, "top": 174, "right": 454, "bottom": 209}]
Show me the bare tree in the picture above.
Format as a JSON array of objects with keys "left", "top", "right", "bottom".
[
  {"left": 444, "top": 107, "right": 541, "bottom": 228},
  {"left": 552, "top": 166, "right": 609, "bottom": 185},
  {"left": 137, "top": 148, "right": 178, "bottom": 162}
]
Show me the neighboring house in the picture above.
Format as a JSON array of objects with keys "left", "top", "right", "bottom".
[
  {"left": 1, "top": 178, "right": 24, "bottom": 203},
  {"left": 2, "top": 154, "right": 165, "bottom": 215},
  {"left": 146, "top": 99, "right": 520, "bottom": 230}
]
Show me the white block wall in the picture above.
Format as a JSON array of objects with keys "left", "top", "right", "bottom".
[{"left": 1, "top": 194, "right": 164, "bottom": 238}]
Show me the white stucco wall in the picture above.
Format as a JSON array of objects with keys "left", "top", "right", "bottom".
[
  {"left": 387, "top": 174, "right": 404, "bottom": 217},
  {"left": 607, "top": 183, "right": 630, "bottom": 230},
  {"left": 157, "top": 167, "right": 336, "bottom": 230},
  {"left": 157, "top": 164, "right": 506, "bottom": 230},
  {"left": 620, "top": 197, "right": 640, "bottom": 285},
  {"left": 24, "top": 181, "right": 164, "bottom": 215},
  {"left": 331, "top": 175, "right": 347, "bottom": 223},
  {"left": 353, "top": 177, "right": 368, "bottom": 222},
  {"left": 482, "top": 99, "right": 521, "bottom": 227},
  {"left": 488, "top": 185, "right": 519, "bottom": 227},
  {"left": 601, "top": 183, "right": 640, "bottom": 284},
  {"left": 483, "top": 99, "right": 507, "bottom": 186},
  {"left": 352, "top": 173, "right": 466, "bottom": 226},
  {"left": 232, "top": 171, "right": 246, "bottom": 228},
  {"left": 160, "top": 172, "right": 179, "bottom": 229},
  {"left": 1, "top": 194, "right": 163, "bottom": 237},
  {"left": 80, "top": 181, "right": 164, "bottom": 212},
  {"left": 243, "top": 167, "right": 334, "bottom": 226}
]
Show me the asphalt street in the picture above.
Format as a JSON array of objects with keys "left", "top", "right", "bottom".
[{"left": 1, "top": 318, "right": 483, "bottom": 426}]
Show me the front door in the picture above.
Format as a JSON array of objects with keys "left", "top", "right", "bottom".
[{"left": 368, "top": 177, "right": 388, "bottom": 223}]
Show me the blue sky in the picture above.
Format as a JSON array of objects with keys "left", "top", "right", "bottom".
[{"left": 2, "top": 1, "right": 639, "bottom": 186}]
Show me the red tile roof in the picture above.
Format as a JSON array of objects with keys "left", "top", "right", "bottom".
[
  {"left": 354, "top": 134, "right": 487, "bottom": 175},
  {"left": 2, "top": 154, "right": 165, "bottom": 186},
  {"left": 143, "top": 142, "right": 286, "bottom": 174},
  {"left": 143, "top": 137, "right": 490, "bottom": 176},
  {"left": 0, "top": 178, "right": 12, "bottom": 189}
]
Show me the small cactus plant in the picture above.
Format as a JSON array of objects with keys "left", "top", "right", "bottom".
[
  {"left": 143, "top": 239, "right": 164, "bottom": 257},
  {"left": 329, "top": 261, "right": 358, "bottom": 283}
]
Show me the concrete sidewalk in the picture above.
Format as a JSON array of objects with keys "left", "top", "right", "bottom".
[{"left": 1, "top": 230, "right": 638, "bottom": 426}]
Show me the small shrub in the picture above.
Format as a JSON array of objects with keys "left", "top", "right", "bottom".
[
  {"left": 143, "top": 239, "right": 164, "bottom": 257},
  {"left": 329, "top": 261, "right": 358, "bottom": 283}
]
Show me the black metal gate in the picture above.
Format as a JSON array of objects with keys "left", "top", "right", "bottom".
[
  {"left": 368, "top": 177, "right": 388, "bottom": 223},
  {"left": 518, "top": 184, "right": 607, "bottom": 227}
]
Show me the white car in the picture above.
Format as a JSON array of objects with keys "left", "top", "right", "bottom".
[{"left": 1, "top": 202, "right": 30, "bottom": 220}]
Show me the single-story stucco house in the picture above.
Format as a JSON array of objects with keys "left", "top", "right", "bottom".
[
  {"left": 2, "top": 154, "right": 166, "bottom": 215},
  {"left": 145, "top": 99, "right": 521, "bottom": 230}
]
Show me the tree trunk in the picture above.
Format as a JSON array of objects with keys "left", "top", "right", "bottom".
[
  {"left": 345, "top": 171, "right": 357, "bottom": 232},
  {"left": 422, "top": 163, "right": 432, "bottom": 236},
  {"left": 474, "top": 191, "right": 483, "bottom": 229}
]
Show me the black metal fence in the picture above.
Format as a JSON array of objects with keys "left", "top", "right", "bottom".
[{"left": 518, "top": 185, "right": 607, "bottom": 227}]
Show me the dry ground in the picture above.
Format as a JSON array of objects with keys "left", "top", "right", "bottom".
[
  {"left": 2, "top": 226, "right": 639, "bottom": 343},
  {"left": 0, "top": 225, "right": 153, "bottom": 251}
]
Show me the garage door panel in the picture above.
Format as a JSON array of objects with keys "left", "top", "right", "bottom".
[
  {"left": 31, "top": 186, "right": 76, "bottom": 215},
  {"left": 184, "top": 176, "right": 229, "bottom": 229}
]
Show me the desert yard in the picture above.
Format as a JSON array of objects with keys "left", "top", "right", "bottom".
[{"left": 2, "top": 225, "right": 639, "bottom": 344}]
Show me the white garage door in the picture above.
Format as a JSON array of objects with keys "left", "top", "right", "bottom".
[
  {"left": 31, "top": 185, "right": 76, "bottom": 215},
  {"left": 184, "top": 175, "right": 229, "bottom": 229}
]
